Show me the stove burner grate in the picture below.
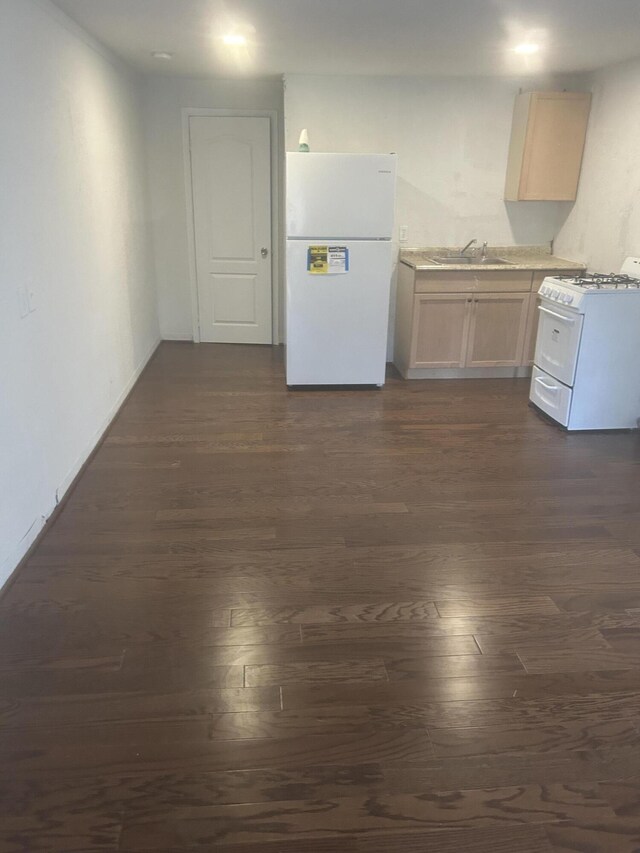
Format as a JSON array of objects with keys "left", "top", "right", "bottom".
[{"left": 557, "top": 273, "right": 640, "bottom": 289}]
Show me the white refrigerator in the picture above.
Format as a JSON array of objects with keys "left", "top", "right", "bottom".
[{"left": 286, "top": 152, "right": 397, "bottom": 386}]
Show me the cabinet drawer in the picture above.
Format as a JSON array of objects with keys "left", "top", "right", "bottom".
[
  {"left": 415, "top": 270, "right": 533, "bottom": 293},
  {"left": 530, "top": 366, "right": 572, "bottom": 426}
]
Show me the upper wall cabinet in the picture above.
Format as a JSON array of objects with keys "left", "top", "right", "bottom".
[{"left": 504, "top": 91, "right": 591, "bottom": 202}]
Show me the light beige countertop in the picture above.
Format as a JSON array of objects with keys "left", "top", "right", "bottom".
[{"left": 400, "top": 245, "right": 586, "bottom": 272}]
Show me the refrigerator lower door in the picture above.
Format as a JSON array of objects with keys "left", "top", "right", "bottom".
[{"left": 286, "top": 240, "right": 392, "bottom": 386}]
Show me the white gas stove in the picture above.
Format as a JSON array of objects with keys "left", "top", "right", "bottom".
[
  {"left": 530, "top": 256, "right": 640, "bottom": 431},
  {"left": 538, "top": 257, "right": 640, "bottom": 313}
]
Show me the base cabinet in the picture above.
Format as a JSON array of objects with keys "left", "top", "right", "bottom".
[{"left": 394, "top": 264, "right": 585, "bottom": 378}]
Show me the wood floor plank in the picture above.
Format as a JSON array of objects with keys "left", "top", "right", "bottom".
[
  {"left": 230, "top": 601, "right": 439, "bottom": 626},
  {"left": 244, "top": 660, "right": 389, "bottom": 687},
  {"left": 209, "top": 692, "right": 640, "bottom": 741},
  {"left": 0, "top": 687, "right": 280, "bottom": 729},
  {"left": 436, "top": 596, "right": 561, "bottom": 617},
  {"left": 0, "top": 662, "right": 244, "bottom": 698},
  {"left": 518, "top": 648, "right": 640, "bottom": 674},
  {"left": 429, "top": 719, "right": 640, "bottom": 757},
  {"left": 118, "top": 783, "right": 611, "bottom": 849},
  {"left": 282, "top": 670, "right": 640, "bottom": 709},
  {"left": 475, "top": 628, "right": 610, "bottom": 655},
  {"left": 356, "top": 826, "right": 553, "bottom": 853},
  {"left": 545, "top": 820, "right": 640, "bottom": 852},
  {"left": 385, "top": 652, "right": 525, "bottom": 681},
  {"left": 300, "top": 611, "right": 640, "bottom": 643},
  {"left": 0, "top": 727, "right": 433, "bottom": 780}
]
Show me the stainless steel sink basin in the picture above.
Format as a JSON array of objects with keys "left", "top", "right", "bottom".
[{"left": 429, "top": 256, "right": 513, "bottom": 266}]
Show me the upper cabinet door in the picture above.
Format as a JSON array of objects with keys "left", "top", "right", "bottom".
[{"left": 505, "top": 92, "right": 591, "bottom": 202}]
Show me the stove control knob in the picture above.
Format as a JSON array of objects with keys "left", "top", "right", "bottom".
[{"left": 566, "top": 294, "right": 574, "bottom": 304}]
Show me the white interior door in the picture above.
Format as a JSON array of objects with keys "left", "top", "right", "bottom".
[{"left": 189, "top": 116, "right": 272, "bottom": 344}]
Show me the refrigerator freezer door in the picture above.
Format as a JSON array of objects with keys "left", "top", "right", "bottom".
[
  {"left": 286, "top": 153, "right": 396, "bottom": 240},
  {"left": 286, "top": 240, "right": 392, "bottom": 385}
]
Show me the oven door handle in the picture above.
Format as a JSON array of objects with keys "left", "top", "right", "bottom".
[
  {"left": 538, "top": 305, "right": 576, "bottom": 324},
  {"left": 534, "top": 376, "right": 560, "bottom": 392}
]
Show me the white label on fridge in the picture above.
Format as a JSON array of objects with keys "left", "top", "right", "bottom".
[{"left": 328, "top": 247, "right": 348, "bottom": 274}]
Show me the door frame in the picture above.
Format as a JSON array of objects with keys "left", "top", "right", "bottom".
[{"left": 182, "top": 108, "right": 280, "bottom": 344}]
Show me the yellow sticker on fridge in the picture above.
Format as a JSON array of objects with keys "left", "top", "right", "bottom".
[{"left": 307, "top": 246, "right": 328, "bottom": 274}]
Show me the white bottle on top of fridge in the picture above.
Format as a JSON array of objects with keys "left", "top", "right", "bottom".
[{"left": 285, "top": 152, "right": 397, "bottom": 387}]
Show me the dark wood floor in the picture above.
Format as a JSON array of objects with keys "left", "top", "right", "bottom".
[{"left": 3, "top": 342, "right": 640, "bottom": 851}]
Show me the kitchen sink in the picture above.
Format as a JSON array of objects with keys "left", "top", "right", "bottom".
[{"left": 429, "top": 256, "right": 514, "bottom": 266}]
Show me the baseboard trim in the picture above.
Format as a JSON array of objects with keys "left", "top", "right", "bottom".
[
  {"left": 396, "top": 365, "right": 533, "bottom": 380},
  {"left": 0, "top": 336, "right": 162, "bottom": 601}
]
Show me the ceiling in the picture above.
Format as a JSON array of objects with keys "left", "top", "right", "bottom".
[{"left": 52, "top": 0, "right": 640, "bottom": 79}]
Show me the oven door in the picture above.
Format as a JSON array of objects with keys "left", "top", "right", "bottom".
[
  {"left": 534, "top": 300, "right": 584, "bottom": 387},
  {"left": 530, "top": 366, "right": 573, "bottom": 427}
]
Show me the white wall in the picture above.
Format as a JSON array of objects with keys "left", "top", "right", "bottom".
[
  {"left": 555, "top": 58, "right": 640, "bottom": 272},
  {"left": 0, "top": 0, "right": 159, "bottom": 588},
  {"left": 144, "top": 76, "right": 285, "bottom": 340},
  {"left": 284, "top": 73, "right": 587, "bottom": 357}
]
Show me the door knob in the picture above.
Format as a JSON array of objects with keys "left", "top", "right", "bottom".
[{"left": 261, "top": 247, "right": 269, "bottom": 258}]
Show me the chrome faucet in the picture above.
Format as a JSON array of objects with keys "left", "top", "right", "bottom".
[
  {"left": 460, "top": 238, "right": 477, "bottom": 257},
  {"left": 481, "top": 241, "right": 488, "bottom": 259}
]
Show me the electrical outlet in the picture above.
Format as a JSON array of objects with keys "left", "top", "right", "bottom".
[{"left": 399, "top": 225, "right": 409, "bottom": 242}]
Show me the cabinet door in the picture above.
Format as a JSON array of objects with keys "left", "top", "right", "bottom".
[
  {"left": 410, "top": 293, "right": 471, "bottom": 368},
  {"left": 466, "top": 293, "right": 529, "bottom": 367},
  {"left": 505, "top": 91, "right": 591, "bottom": 201}
]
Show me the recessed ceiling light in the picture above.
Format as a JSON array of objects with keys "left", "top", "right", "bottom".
[
  {"left": 513, "top": 43, "right": 540, "bottom": 55},
  {"left": 151, "top": 51, "right": 173, "bottom": 60},
  {"left": 223, "top": 34, "right": 247, "bottom": 46}
]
